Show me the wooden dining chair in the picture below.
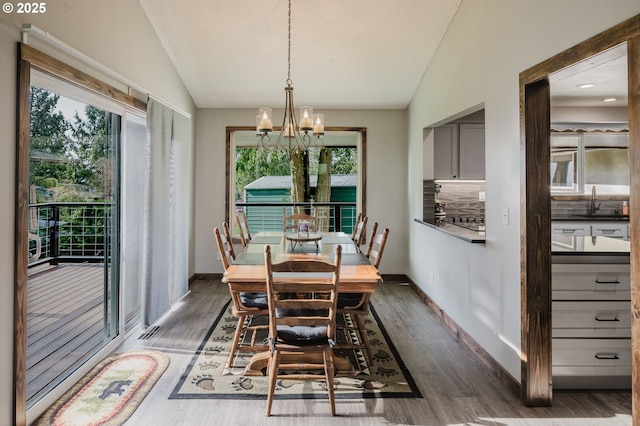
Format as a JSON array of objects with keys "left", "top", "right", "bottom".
[
  {"left": 337, "top": 224, "right": 389, "bottom": 365},
  {"left": 351, "top": 215, "right": 368, "bottom": 247},
  {"left": 283, "top": 207, "right": 318, "bottom": 232},
  {"left": 263, "top": 244, "right": 342, "bottom": 417},
  {"left": 214, "top": 225, "right": 268, "bottom": 371},
  {"left": 235, "top": 211, "right": 252, "bottom": 248}
]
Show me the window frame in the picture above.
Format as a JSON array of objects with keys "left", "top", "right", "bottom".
[{"left": 225, "top": 126, "right": 367, "bottom": 234}]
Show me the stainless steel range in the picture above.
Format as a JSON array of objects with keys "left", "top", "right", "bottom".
[{"left": 442, "top": 216, "right": 485, "bottom": 232}]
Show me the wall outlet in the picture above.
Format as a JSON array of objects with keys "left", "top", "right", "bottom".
[
  {"left": 479, "top": 191, "right": 485, "bottom": 201},
  {"left": 502, "top": 207, "right": 509, "bottom": 225}
]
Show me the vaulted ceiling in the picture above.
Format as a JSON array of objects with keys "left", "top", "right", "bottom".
[{"left": 138, "top": 0, "right": 462, "bottom": 109}]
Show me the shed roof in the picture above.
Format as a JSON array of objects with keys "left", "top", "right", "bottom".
[{"left": 244, "top": 174, "right": 357, "bottom": 190}]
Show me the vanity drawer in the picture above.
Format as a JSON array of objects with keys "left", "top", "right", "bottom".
[
  {"left": 553, "top": 338, "right": 630, "bottom": 370},
  {"left": 552, "top": 264, "right": 630, "bottom": 300},
  {"left": 552, "top": 301, "right": 630, "bottom": 338}
]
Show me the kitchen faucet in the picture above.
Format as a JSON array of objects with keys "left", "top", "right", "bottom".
[{"left": 590, "top": 186, "right": 601, "bottom": 215}]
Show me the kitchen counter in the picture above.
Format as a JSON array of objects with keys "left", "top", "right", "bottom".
[
  {"left": 415, "top": 218, "right": 486, "bottom": 243},
  {"left": 552, "top": 214, "right": 629, "bottom": 222},
  {"left": 552, "top": 234, "right": 630, "bottom": 263}
]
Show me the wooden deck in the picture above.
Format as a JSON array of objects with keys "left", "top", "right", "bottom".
[{"left": 27, "top": 263, "right": 105, "bottom": 406}]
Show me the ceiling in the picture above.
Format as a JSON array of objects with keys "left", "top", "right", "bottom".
[
  {"left": 138, "top": 1, "right": 628, "bottom": 111},
  {"left": 138, "top": 0, "right": 462, "bottom": 109},
  {"left": 550, "top": 43, "right": 628, "bottom": 108}
]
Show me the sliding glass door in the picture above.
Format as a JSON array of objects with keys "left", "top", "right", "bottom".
[{"left": 26, "top": 72, "right": 122, "bottom": 407}]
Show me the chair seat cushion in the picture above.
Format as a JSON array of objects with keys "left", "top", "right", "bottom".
[
  {"left": 240, "top": 292, "right": 268, "bottom": 309},
  {"left": 337, "top": 293, "right": 364, "bottom": 308},
  {"left": 277, "top": 325, "right": 329, "bottom": 345}
]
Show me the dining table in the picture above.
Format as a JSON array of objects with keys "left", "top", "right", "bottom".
[{"left": 222, "top": 231, "right": 383, "bottom": 374}]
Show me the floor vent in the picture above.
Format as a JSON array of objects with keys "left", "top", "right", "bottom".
[{"left": 138, "top": 326, "right": 160, "bottom": 340}]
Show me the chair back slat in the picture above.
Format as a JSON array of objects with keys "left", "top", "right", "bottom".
[
  {"left": 222, "top": 222, "right": 236, "bottom": 259},
  {"left": 351, "top": 215, "right": 368, "bottom": 246},
  {"left": 213, "top": 226, "right": 234, "bottom": 270},
  {"left": 365, "top": 222, "right": 379, "bottom": 256},
  {"left": 367, "top": 227, "right": 389, "bottom": 269},
  {"left": 235, "top": 212, "right": 252, "bottom": 247}
]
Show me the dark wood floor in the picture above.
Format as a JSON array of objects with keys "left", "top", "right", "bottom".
[
  {"left": 27, "top": 263, "right": 105, "bottom": 407},
  {"left": 117, "top": 278, "right": 632, "bottom": 425}
]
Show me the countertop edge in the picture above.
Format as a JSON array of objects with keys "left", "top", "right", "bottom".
[{"left": 414, "top": 218, "right": 486, "bottom": 244}]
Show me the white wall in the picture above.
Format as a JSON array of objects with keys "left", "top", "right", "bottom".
[
  {"left": 194, "top": 108, "right": 408, "bottom": 275},
  {"left": 0, "top": 1, "right": 195, "bottom": 423},
  {"left": 407, "top": 0, "right": 640, "bottom": 382}
]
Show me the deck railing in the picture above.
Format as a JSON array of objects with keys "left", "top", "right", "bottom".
[
  {"left": 234, "top": 202, "right": 358, "bottom": 234},
  {"left": 28, "top": 202, "right": 111, "bottom": 266}
]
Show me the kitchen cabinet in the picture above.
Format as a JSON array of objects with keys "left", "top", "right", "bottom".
[
  {"left": 552, "top": 260, "right": 631, "bottom": 389},
  {"left": 434, "top": 123, "right": 485, "bottom": 179},
  {"left": 552, "top": 221, "right": 591, "bottom": 236},
  {"left": 591, "top": 223, "right": 628, "bottom": 239},
  {"left": 552, "top": 221, "right": 628, "bottom": 239}
]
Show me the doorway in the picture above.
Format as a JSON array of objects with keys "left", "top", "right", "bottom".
[
  {"left": 519, "top": 15, "right": 640, "bottom": 408},
  {"left": 15, "top": 44, "right": 148, "bottom": 425}
]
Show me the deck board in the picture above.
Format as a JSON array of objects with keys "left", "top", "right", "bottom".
[{"left": 26, "top": 263, "right": 105, "bottom": 406}]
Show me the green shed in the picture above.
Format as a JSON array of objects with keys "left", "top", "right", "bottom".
[{"left": 241, "top": 174, "right": 357, "bottom": 232}]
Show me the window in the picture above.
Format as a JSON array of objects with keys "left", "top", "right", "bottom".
[
  {"left": 551, "top": 132, "right": 629, "bottom": 194},
  {"left": 227, "top": 128, "right": 366, "bottom": 235}
]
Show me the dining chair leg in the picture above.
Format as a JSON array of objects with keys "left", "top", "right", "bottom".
[
  {"left": 323, "top": 348, "right": 336, "bottom": 416},
  {"left": 266, "top": 350, "right": 279, "bottom": 416},
  {"left": 225, "top": 315, "right": 247, "bottom": 371},
  {"left": 355, "top": 314, "right": 374, "bottom": 365}
]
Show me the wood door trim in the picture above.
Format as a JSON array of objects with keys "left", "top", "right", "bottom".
[
  {"left": 14, "top": 44, "right": 30, "bottom": 426},
  {"left": 627, "top": 34, "right": 640, "bottom": 417},
  {"left": 519, "top": 14, "right": 640, "bottom": 408}
]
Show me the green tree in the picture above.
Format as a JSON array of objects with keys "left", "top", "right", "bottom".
[
  {"left": 330, "top": 147, "right": 357, "bottom": 174},
  {"left": 235, "top": 148, "right": 290, "bottom": 199},
  {"left": 68, "top": 106, "right": 109, "bottom": 194},
  {"left": 29, "top": 87, "right": 72, "bottom": 184}
]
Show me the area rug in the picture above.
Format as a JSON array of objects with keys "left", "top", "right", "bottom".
[
  {"left": 34, "top": 350, "right": 169, "bottom": 426},
  {"left": 170, "top": 300, "right": 422, "bottom": 400}
]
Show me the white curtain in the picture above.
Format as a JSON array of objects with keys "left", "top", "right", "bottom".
[{"left": 143, "top": 98, "right": 191, "bottom": 327}]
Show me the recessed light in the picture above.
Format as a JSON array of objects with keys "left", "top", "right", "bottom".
[
  {"left": 602, "top": 98, "right": 617, "bottom": 102},
  {"left": 577, "top": 83, "right": 596, "bottom": 89}
]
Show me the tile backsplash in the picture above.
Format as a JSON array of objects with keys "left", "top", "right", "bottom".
[
  {"left": 552, "top": 199, "right": 628, "bottom": 216},
  {"left": 424, "top": 180, "right": 485, "bottom": 218}
]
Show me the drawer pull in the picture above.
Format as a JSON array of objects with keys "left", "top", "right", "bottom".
[
  {"left": 600, "top": 229, "right": 617, "bottom": 234},
  {"left": 595, "top": 353, "right": 619, "bottom": 360},
  {"left": 561, "top": 229, "right": 577, "bottom": 234},
  {"left": 595, "top": 279, "right": 620, "bottom": 284},
  {"left": 594, "top": 315, "right": 619, "bottom": 322}
]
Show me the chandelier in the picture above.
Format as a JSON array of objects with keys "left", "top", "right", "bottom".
[{"left": 256, "top": 0, "right": 324, "bottom": 157}]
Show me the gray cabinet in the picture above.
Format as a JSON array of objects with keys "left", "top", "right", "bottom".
[
  {"left": 458, "top": 124, "right": 485, "bottom": 179},
  {"left": 434, "top": 124, "right": 458, "bottom": 179},
  {"left": 552, "top": 221, "right": 628, "bottom": 239},
  {"left": 434, "top": 123, "right": 485, "bottom": 179},
  {"left": 552, "top": 262, "right": 631, "bottom": 389}
]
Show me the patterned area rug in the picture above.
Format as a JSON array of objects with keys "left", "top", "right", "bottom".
[
  {"left": 34, "top": 350, "right": 169, "bottom": 426},
  {"left": 170, "top": 300, "right": 422, "bottom": 400}
]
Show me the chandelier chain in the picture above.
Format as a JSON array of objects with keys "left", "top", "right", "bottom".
[{"left": 286, "top": 0, "right": 292, "bottom": 86}]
